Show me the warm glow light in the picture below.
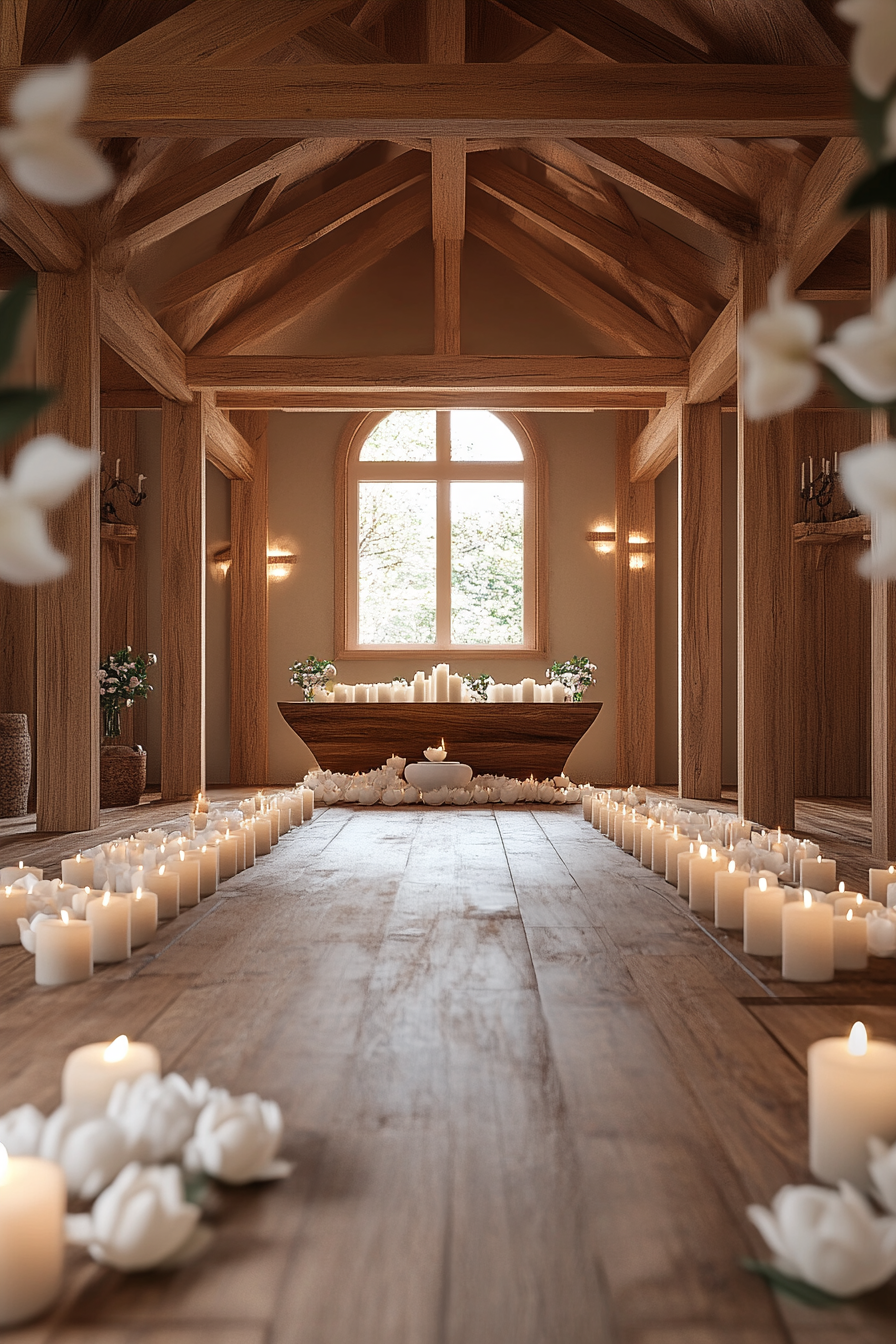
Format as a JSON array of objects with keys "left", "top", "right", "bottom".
[
  {"left": 135, "top": 888, "right": 142, "bottom": 901},
  {"left": 60, "top": 909, "right": 69, "bottom": 925},
  {"left": 847, "top": 909, "right": 854, "bottom": 922},
  {"left": 710, "top": 848, "right": 717, "bottom": 862},
  {"left": 76, "top": 853, "right": 82, "bottom": 862},
  {"left": 629, "top": 555, "right": 647, "bottom": 569},
  {"left": 628, "top": 533, "right": 648, "bottom": 545},
  {"left": 816, "top": 855, "right": 823, "bottom": 863},
  {"left": 0, "top": 1143, "right": 7, "bottom": 1183},
  {"left": 4, "top": 887, "right": 10, "bottom": 898},
  {"left": 848, "top": 1021, "right": 868, "bottom": 1056},
  {"left": 728, "top": 860, "right": 736, "bottom": 874},
  {"left": 104, "top": 1035, "right": 129, "bottom": 1063},
  {"left": 803, "top": 891, "right": 813, "bottom": 908},
  {"left": 759, "top": 878, "right": 768, "bottom": 892},
  {"left": 857, "top": 893, "right": 864, "bottom": 905},
  {"left": 102, "top": 892, "right": 111, "bottom": 907},
  {"left": 159, "top": 865, "right": 165, "bottom": 875}
]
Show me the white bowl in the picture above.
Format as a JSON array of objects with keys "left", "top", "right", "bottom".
[{"left": 404, "top": 761, "right": 473, "bottom": 791}]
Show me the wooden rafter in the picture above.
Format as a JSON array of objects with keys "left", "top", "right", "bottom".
[
  {"left": 98, "top": 273, "right": 192, "bottom": 404},
  {"left": 629, "top": 396, "right": 683, "bottom": 481},
  {"left": 688, "top": 299, "right": 736, "bottom": 405},
  {"left": 0, "top": 0, "right": 27, "bottom": 66},
  {"left": 0, "top": 166, "right": 83, "bottom": 271},
  {"left": 351, "top": 0, "right": 402, "bottom": 32},
  {"left": 495, "top": 0, "right": 711, "bottom": 62},
  {"left": 789, "top": 138, "right": 869, "bottom": 287},
  {"left": 284, "top": 16, "right": 398, "bottom": 63},
  {"left": 102, "top": 390, "right": 671, "bottom": 412},
  {"left": 205, "top": 402, "right": 255, "bottom": 480}
]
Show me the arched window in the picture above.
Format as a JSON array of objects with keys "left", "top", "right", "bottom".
[{"left": 337, "top": 410, "right": 545, "bottom": 657}]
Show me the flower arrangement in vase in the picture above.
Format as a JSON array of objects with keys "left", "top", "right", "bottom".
[
  {"left": 547, "top": 657, "right": 597, "bottom": 703},
  {"left": 288, "top": 656, "right": 336, "bottom": 703},
  {"left": 97, "top": 649, "right": 157, "bottom": 808}
]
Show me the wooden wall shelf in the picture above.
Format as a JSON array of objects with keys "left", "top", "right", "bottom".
[
  {"left": 278, "top": 702, "right": 603, "bottom": 780},
  {"left": 100, "top": 521, "right": 138, "bottom": 570},
  {"left": 793, "top": 517, "right": 870, "bottom": 570}
]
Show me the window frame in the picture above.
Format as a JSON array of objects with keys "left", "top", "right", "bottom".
[{"left": 336, "top": 410, "right": 547, "bottom": 659}]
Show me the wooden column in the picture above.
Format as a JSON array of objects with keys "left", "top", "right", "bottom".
[
  {"left": 428, "top": 0, "right": 465, "bottom": 356},
  {"left": 34, "top": 267, "right": 101, "bottom": 831},
  {"left": 229, "top": 411, "right": 269, "bottom": 786},
  {"left": 737, "top": 249, "right": 796, "bottom": 829},
  {"left": 870, "top": 212, "right": 896, "bottom": 860},
  {"left": 161, "top": 394, "right": 207, "bottom": 801},
  {"left": 616, "top": 411, "right": 655, "bottom": 785},
  {"left": 679, "top": 400, "right": 722, "bottom": 801}
]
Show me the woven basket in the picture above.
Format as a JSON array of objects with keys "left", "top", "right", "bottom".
[
  {"left": 0, "top": 713, "right": 31, "bottom": 817},
  {"left": 100, "top": 744, "right": 147, "bottom": 808}
]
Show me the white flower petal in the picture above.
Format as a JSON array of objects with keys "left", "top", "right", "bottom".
[
  {"left": 742, "top": 355, "right": 820, "bottom": 420},
  {"left": 10, "top": 436, "right": 98, "bottom": 508},
  {"left": 9, "top": 61, "right": 89, "bottom": 128},
  {"left": 2, "top": 132, "right": 113, "bottom": 205},
  {"left": 840, "top": 440, "right": 896, "bottom": 513},
  {"left": 837, "top": 0, "right": 896, "bottom": 98},
  {"left": 0, "top": 501, "right": 69, "bottom": 584},
  {"left": 819, "top": 332, "right": 896, "bottom": 402}
]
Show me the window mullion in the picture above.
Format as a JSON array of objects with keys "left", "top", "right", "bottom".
[{"left": 436, "top": 477, "right": 452, "bottom": 647}]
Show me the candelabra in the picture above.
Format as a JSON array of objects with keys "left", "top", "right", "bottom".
[
  {"left": 100, "top": 456, "right": 147, "bottom": 524},
  {"left": 799, "top": 455, "right": 858, "bottom": 525}
]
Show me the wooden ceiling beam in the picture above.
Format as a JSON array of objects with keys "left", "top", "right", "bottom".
[
  {"left": 8, "top": 65, "right": 852, "bottom": 138},
  {"left": 102, "top": 390, "right": 670, "bottom": 411},
  {"left": 289, "top": 16, "right": 398, "bottom": 62},
  {"left": 194, "top": 184, "right": 432, "bottom": 355},
  {"left": 566, "top": 138, "right": 760, "bottom": 239},
  {"left": 158, "top": 149, "right": 429, "bottom": 310},
  {"left": 495, "top": 0, "right": 710, "bottom": 62},
  {"left": 0, "top": 167, "right": 83, "bottom": 271},
  {"left": 205, "top": 402, "right": 255, "bottom": 479},
  {"left": 184, "top": 354, "right": 689, "bottom": 392},
  {"left": 351, "top": 0, "right": 402, "bottom": 32},
  {"left": 790, "top": 138, "right": 869, "bottom": 288},
  {"left": 427, "top": 0, "right": 465, "bottom": 62},
  {"left": 98, "top": 274, "right": 192, "bottom": 403},
  {"left": 629, "top": 396, "right": 682, "bottom": 482},
  {"left": 687, "top": 298, "right": 736, "bottom": 405},
  {"left": 466, "top": 190, "right": 686, "bottom": 356},
  {"left": 0, "top": 0, "right": 27, "bottom": 65}
]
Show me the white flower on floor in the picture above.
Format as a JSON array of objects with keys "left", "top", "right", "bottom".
[
  {"left": 422, "top": 786, "right": 449, "bottom": 807},
  {"left": 184, "top": 1093, "right": 291, "bottom": 1185},
  {"left": 0, "top": 436, "right": 99, "bottom": 584},
  {"left": 836, "top": 0, "right": 896, "bottom": 98},
  {"left": 39, "top": 1106, "right": 130, "bottom": 1201},
  {"left": 0, "top": 61, "right": 113, "bottom": 205},
  {"left": 840, "top": 441, "right": 896, "bottom": 578},
  {"left": 818, "top": 278, "right": 896, "bottom": 402},
  {"left": 869, "top": 1137, "right": 896, "bottom": 1214},
  {"left": 866, "top": 907, "right": 896, "bottom": 955},
  {"left": 66, "top": 1162, "right": 203, "bottom": 1271},
  {"left": 739, "top": 272, "right": 821, "bottom": 419},
  {"left": 107, "top": 1072, "right": 218, "bottom": 1164},
  {"left": 747, "top": 1181, "right": 896, "bottom": 1296},
  {"left": 0, "top": 1103, "right": 44, "bottom": 1156}
]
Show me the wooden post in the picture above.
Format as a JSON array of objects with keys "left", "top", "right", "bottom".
[
  {"left": 737, "top": 248, "right": 796, "bottom": 830},
  {"left": 428, "top": 0, "right": 465, "bottom": 356},
  {"left": 870, "top": 212, "right": 896, "bottom": 860},
  {"left": 229, "top": 411, "right": 269, "bottom": 786},
  {"left": 616, "top": 411, "right": 655, "bottom": 785},
  {"left": 160, "top": 394, "right": 208, "bottom": 800},
  {"left": 34, "top": 267, "right": 101, "bottom": 831},
  {"left": 679, "top": 401, "right": 722, "bottom": 800}
]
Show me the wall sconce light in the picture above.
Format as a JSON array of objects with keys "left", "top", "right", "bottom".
[
  {"left": 627, "top": 534, "right": 652, "bottom": 570},
  {"left": 212, "top": 546, "right": 231, "bottom": 578},
  {"left": 586, "top": 528, "right": 616, "bottom": 555},
  {"left": 267, "top": 551, "right": 297, "bottom": 580}
]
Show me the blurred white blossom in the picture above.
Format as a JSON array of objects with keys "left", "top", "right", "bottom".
[
  {"left": 818, "top": 277, "right": 896, "bottom": 402},
  {"left": 66, "top": 1162, "right": 203, "bottom": 1271},
  {"left": 739, "top": 272, "right": 821, "bottom": 419},
  {"left": 0, "top": 1103, "right": 44, "bottom": 1155},
  {"left": 0, "top": 436, "right": 98, "bottom": 584},
  {"left": 869, "top": 1137, "right": 896, "bottom": 1214},
  {"left": 837, "top": 0, "right": 896, "bottom": 99},
  {"left": 840, "top": 441, "right": 896, "bottom": 577},
  {"left": 107, "top": 1072, "right": 220, "bottom": 1164},
  {"left": 184, "top": 1092, "right": 290, "bottom": 1184},
  {"left": 39, "top": 1106, "right": 130, "bottom": 1201},
  {"left": 0, "top": 61, "right": 113, "bottom": 205}
]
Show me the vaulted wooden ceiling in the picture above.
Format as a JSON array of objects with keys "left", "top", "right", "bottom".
[{"left": 0, "top": 0, "right": 866, "bottom": 464}]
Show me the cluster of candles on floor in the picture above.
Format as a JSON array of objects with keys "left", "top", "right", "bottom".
[
  {"left": 316, "top": 664, "right": 567, "bottom": 703},
  {"left": 0, "top": 788, "right": 315, "bottom": 987},
  {"left": 582, "top": 787, "right": 896, "bottom": 981}
]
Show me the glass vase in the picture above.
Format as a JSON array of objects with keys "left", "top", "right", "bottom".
[{"left": 103, "top": 701, "right": 121, "bottom": 741}]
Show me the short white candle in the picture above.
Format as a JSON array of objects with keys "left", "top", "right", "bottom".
[
  {"left": 520, "top": 677, "right": 535, "bottom": 703},
  {"left": 689, "top": 845, "right": 724, "bottom": 915},
  {"left": 714, "top": 862, "right": 750, "bottom": 929},
  {"left": 808, "top": 1022, "right": 896, "bottom": 1190},
  {"left": 595, "top": 802, "right": 609, "bottom": 833},
  {"left": 274, "top": 802, "right": 289, "bottom": 836},
  {"left": 232, "top": 827, "right": 247, "bottom": 870},
  {"left": 632, "top": 817, "right": 648, "bottom": 862},
  {"left": 253, "top": 815, "right": 272, "bottom": 857},
  {"left": 86, "top": 892, "right": 130, "bottom": 963},
  {"left": 833, "top": 909, "right": 868, "bottom": 970},
  {"left": 869, "top": 865, "right": 896, "bottom": 901},
  {"left": 128, "top": 889, "right": 158, "bottom": 947},
  {"left": 449, "top": 674, "right": 464, "bottom": 702},
  {"left": 302, "top": 788, "right": 313, "bottom": 821},
  {"left": 145, "top": 865, "right": 179, "bottom": 919},
  {"left": 267, "top": 807, "right": 281, "bottom": 845},
  {"left": 216, "top": 832, "right": 239, "bottom": 880},
  {"left": 181, "top": 846, "right": 218, "bottom": 896},
  {"left": 0, "top": 863, "right": 41, "bottom": 886},
  {"left": 425, "top": 741, "right": 448, "bottom": 763},
  {"left": 800, "top": 855, "right": 836, "bottom": 891},
  {"left": 834, "top": 893, "right": 883, "bottom": 918},
  {"left": 174, "top": 851, "right": 201, "bottom": 907},
  {"left": 60, "top": 853, "right": 95, "bottom": 887},
  {"left": 621, "top": 813, "right": 636, "bottom": 853},
  {"left": 34, "top": 910, "right": 93, "bottom": 985},
  {"left": 582, "top": 792, "right": 593, "bottom": 823},
  {"left": 0, "top": 1147, "right": 65, "bottom": 1326},
  {"left": 677, "top": 843, "right": 697, "bottom": 897},
  {"left": 782, "top": 892, "right": 834, "bottom": 982},
  {"left": 191, "top": 811, "right": 207, "bottom": 832},
  {"left": 665, "top": 833, "right": 691, "bottom": 884},
  {"left": 0, "top": 886, "right": 28, "bottom": 945},
  {"left": 62, "top": 1035, "right": 161, "bottom": 1112},
  {"left": 743, "top": 878, "right": 785, "bottom": 955},
  {"left": 651, "top": 824, "right": 672, "bottom": 874},
  {"left": 242, "top": 823, "right": 256, "bottom": 867}
]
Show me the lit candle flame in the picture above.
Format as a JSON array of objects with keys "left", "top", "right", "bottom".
[
  {"left": 847, "top": 1021, "right": 868, "bottom": 1056},
  {"left": 61, "top": 909, "right": 69, "bottom": 925},
  {"left": 839, "top": 881, "right": 845, "bottom": 892},
  {"left": 728, "top": 860, "right": 735, "bottom": 874},
  {"left": 4, "top": 887, "right": 10, "bottom": 898},
  {"left": 159, "top": 865, "right": 165, "bottom": 875},
  {"left": 710, "top": 849, "right": 717, "bottom": 862},
  {"left": 699, "top": 844, "right": 708, "bottom": 859},
  {"left": 803, "top": 891, "right": 813, "bottom": 908},
  {"left": 135, "top": 887, "right": 142, "bottom": 901},
  {"left": 846, "top": 909, "right": 854, "bottom": 922},
  {"left": 759, "top": 878, "right": 768, "bottom": 892},
  {"left": 857, "top": 893, "right": 863, "bottom": 905},
  {"left": 102, "top": 892, "right": 111, "bottom": 907},
  {"left": 816, "top": 855, "right": 823, "bottom": 863},
  {"left": 103, "top": 1035, "right": 129, "bottom": 1062}
]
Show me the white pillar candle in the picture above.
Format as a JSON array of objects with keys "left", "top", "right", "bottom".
[
  {"left": 665, "top": 833, "right": 691, "bottom": 884},
  {"left": 413, "top": 672, "right": 426, "bottom": 702},
  {"left": 128, "top": 889, "right": 158, "bottom": 948},
  {"left": 275, "top": 802, "right": 289, "bottom": 836},
  {"left": 434, "top": 663, "right": 449, "bottom": 701},
  {"left": 632, "top": 818, "right": 647, "bottom": 861},
  {"left": 448, "top": 674, "right": 463, "bottom": 702},
  {"left": 62, "top": 1035, "right": 161, "bottom": 1112},
  {"left": 714, "top": 863, "right": 750, "bottom": 929},
  {"left": 596, "top": 802, "right": 609, "bottom": 834},
  {"left": 253, "top": 816, "right": 272, "bottom": 856},
  {"left": 677, "top": 843, "right": 697, "bottom": 897},
  {"left": 869, "top": 865, "right": 896, "bottom": 901},
  {"left": 888, "top": 882, "right": 896, "bottom": 910},
  {"left": 782, "top": 893, "right": 834, "bottom": 982},
  {"left": 182, "top": 846, "right": 218, "bottom": 897},
  {"left": 377, "top": 683, "right": 393, "bottom": 702},
  {"left": 242, "top": 823, "right": 256, "bottom": 867},
  {"left": 834, "top": 894, "right": 883, "bottom": 918},
  {"left": 0, "top": 864, "right": 41, "bottom": 885},
  {"left": 809, "top": 1022, "right": 896, "bottom": 1190},
  {"left": 689, "top": 846, "right": 724, "bottom": 915},
  {"left": 354, "top": 684, "right": 368, "bottom": 703},
  {"left": 215, "top": 833, "right": 238, "bottom": 880},
  {"left": 582, "top": 791, "right": 593, "bottom": 823},
  {"left": 267, "top": 808, "right": 280, "bottom": 844},
  {"left": 800, "top": 855, "right": 836, "bottom": 891},
  {"left": 638, "top": 820, "right": 654, "bottom": 867},
  {"left": 512, "top": 683, "right": 522, "bottom": 701},
  {"left": 0, "top": 1148, "right": 65, "bottom": 1327},
  {"left": 621, "top": 814, "right": 636, "bottom": 853},
  {"left": 86, "top": 892, "right": 130, "bottom": 963},
  {"left": 60, "top": 853, "right": 95, "bottom": 887},
  {"left": 145, "top": 866, "right": 179, "bottom": 920},
  {"left": 34, "top": 911, "right": 93, "bottom": 985},
  {"left": 833, "top": 910, "right": 868, "bottom": 970},
  {"left": 651, "top": 824, "right": 670, "bottom": 874},
  {"left": 174, "top": 851, "right": 201, "bottom": 907},
  {"left": 612, "top": 806, "right": 625, "bottom": 846},
  {"left": 0, "top": 887, "right": 28, "bottom": 945},
  {"left": 302, "top": 788, "right": 314, "bottom": 821},
  {"left": 521, "top": 677, "right": 535, "bottom": 703},
  {"left": 550, "top": 681, "right": 565, "bottom": 702},
  {"left": 743, "top": 878, "right": 785, "bottom": 954}
]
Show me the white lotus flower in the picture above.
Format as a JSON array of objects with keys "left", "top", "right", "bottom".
[
  {"left": 818, "top": 278, "right": 896, "bottom": 402},
  {"left": 381, "top": 786, "right": 404, "bottom": 806},
  {"left": 39, "top": 1106, "right": 130, "bottom": 1200},
  {"left": 866, "top": 907, "right": 896, "bottom": 955},
  {"left": 184, "top": 1092, "right": 290, "bottom": 1185},
  {"left": 747, "top": 1181, "right": 896, "bottom": 1297},
  {"left": 837, "top": 0, "right": 896, "bottom": 98},
  {"left": 357, "top": 785, "right": 379, "bottom": 805},
  {"left": 472, "top": 786, "right": 490, "bottom": 805},
  {"left": 17, "top": 910, "right": 53, "bottom": 953},
  {"left": 0, "top": 1103, "right": 45, "bottom": 1155},
  {"left": 107, "top": 1072, "right": 218, "bottom": 1164},
  {"left": 869, "top": 1137, "right": 896, "bottom": 1214},
  {"left": 838, "top": 441, "right": 896, "bottom": 577},
  {"left": 0, "top": 62, "right": 113, "bottom": 205},
  {"left": 739, "top": 272, "right": 822, "bottom": 419},
  {"left": 66, "top": 1162, "right": 202, "bottom": 1271},
  {"left": 402, "top": 785, "right": 419, "bottom": 804},
  {"left": 0, "top": 437, "right": 99, "bottom": 585}
]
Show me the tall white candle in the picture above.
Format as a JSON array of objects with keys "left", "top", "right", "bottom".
[
  {"left": 582, "top": 791, "right": 593, "bottom": 823},
  {"left": 145, "top": 865, "right": 179, "bottom": 919},
  {"left": 743, "top": 878, "right": 784, "bottom": 955},
  {"left": 800, "top": 855, "right": 836, "bottom": 891},
  {"left": 242, "top": 823, "right": 256, "bottom": 867},
  {"left": 448, "top": 674, "right": 463, "bottom": 702},
  {"left": 0, "top": 1147, "right": 65, "bottom": 1326},
  {"left": 128, "top": 889, "right": 158, "bottom": 948},
  {"left": 60, "top": 853, "right": 95, "bottom": 887},
  {"left": 651, "top": 823, "right": 670, "bottom": 874},
  {"left": 833, "top": 910, "right": 868, "bottom": 970},
  {"left": 175, "top": 851, "right": 201, "bottom": 907},
  {"left": 677, "top": 843, "right": 697, "bottom": 897},
  {"left": 302, "top": 788, "right": 314, "bottom": 821},
  {"left": 266, "top": 808, "right": 281, "bottom": 844},
  {"left": 664, "top": 833, "right": 690, "bottom": 884},
  {"left": 809, "top": 1022, "right": 896, "bottom": 1189},
  {"left": 62, "top": 1035, "right": 161, "bottom": 1111},
  {"left": 869, "top": 865, "right": 896, "bottom": 901},
  {"left": 0, "top": 886, "right": 28, "bottom": 945},
  {"left": 216, "top": 833, "right": 238, "bottom": 880},
  {"left": 86, "top": 892, "right": 131, "bottom": 963},
  {"left": 434, "top": 663, "right": 449, "bottom": 702},
  {"left": 521, "top": 677, "right": 535, "bottom": 703},
  {"left": 782, "top": 892, "right": 834, "bottom": 982},
  {"left": 714, "top": 862, "right": 750, "bottom": 929},
  {"left": 34, "top": 911, "right": 93, "bottom": 985},
  {"left": 181, "top": 846, "right": 218, "bottom": 896},
  {"left": 689, "top": 846, "right": 724, "bottom": 915},
  {"left": 413, "top": 672, "right": 426, "bottom": 702},
  {"left": 253, "top": 816, "right": 272, "bottom": 857}
]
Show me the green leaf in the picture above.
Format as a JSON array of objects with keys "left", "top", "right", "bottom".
[
  {"left": 741, "top": 1260, "right": 845, "bottom": 1309},
  {"left": 844, "top": 159, "right": 896, "bottom": 213},
  {"left": 852, "top": 82, "right": 891, "bottom": 166},
  {"left": 0, "top": 275, "right": 37, "bottom": 377},
  {"left": 0, "top": 387, "right": 53, "bottom": 443}
]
